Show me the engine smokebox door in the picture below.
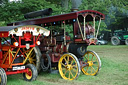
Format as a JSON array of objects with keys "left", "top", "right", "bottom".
[{"left": 68, "top": 43, "right": 87, "bottom": 57}]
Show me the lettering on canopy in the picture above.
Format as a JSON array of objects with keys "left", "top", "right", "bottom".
[
  {"left": 21, "top": 27, "right": 35, "bottom": 31},
  {"left": 9, "top": 25, "right": 50, "bottom": 37}
]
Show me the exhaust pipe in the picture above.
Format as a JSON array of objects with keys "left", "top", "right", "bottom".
[
  {"left": 71, "top": 0, "right": 82, "bottom": 12},
  {"left": 24, "top": 8, "right": 53, "bottom": 19}
]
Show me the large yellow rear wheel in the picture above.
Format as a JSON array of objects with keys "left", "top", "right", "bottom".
[
  {"left": 58, "top": 53, "right": 80, "bottom": 80},
  {"left": 25, "top": 46, "right": 41, "bottom": 72},
  {"left": 81, "top": 50, "right": 101, "bottom": 76}
]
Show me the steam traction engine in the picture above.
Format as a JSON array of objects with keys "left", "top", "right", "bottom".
[
  {"left": 8, "top": 9, "right": 105, "bottom": 80},
  {"left": 0, "top": 25, "right": 50, "bottom": 84}
]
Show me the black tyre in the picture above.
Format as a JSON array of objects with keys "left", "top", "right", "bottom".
[
  {"left": 34, "top": 46, "right": 42, "bottom": 72},
  {"left": 23, "top": 64, "right": 38, "bottom": 81},
  {"left": 40, "top": 53, "right": 51, "bottom": 71},
  {"left": 125, "top": 38, "right": 128, "bottom": 45},
  {"left": 111, "top": 36, "right": 120, "bottom": 45},
  {"left": 0, "top": 68, "right": 7, "bottom": 85},
  {"left": 98, "top": 42, "right": 101, "bottom": 45}
]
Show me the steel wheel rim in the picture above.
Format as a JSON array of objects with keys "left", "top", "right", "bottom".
[
  {"left": 58, "top": 54, "right": 79, "bottom": 80},
  {"left": 81, "top": 51, "right": 100, "bottom": 75},
  {"left": 113, "top": 38, "right": 118, "bottom": 44},
  {"left": 25, "top": 68, "right": 32, "bottom": 80}
]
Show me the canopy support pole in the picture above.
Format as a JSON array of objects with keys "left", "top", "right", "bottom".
[
  {"left": 96, "top": 18, "right": 102, "bottom": 38},
  {"left": 50, "top": 23, "right": 53, "bottom": 44},
  {"left": 84, "top": 16, "right": 86, "bottom": 40},
  {"left": 63, "top": 21, "right": 66, "bottom": 45},
  {"left": 77, "top": 18, "right": 84, "bottom": 40},
  {"left": 93, "top": 17, "right": 96, "bottom": 38}
]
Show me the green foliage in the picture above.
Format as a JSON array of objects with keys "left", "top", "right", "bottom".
[
  {"left": 0, "top": 0, "right": 62, "bottom": 26},
  {"left": 65, "top": 25, "right": 73, "bottom": 39},
  {"left": 79, "top": 0, "right": 128, "bottom": 31},
  {"left": 45, "top": 0, "right": 61, "bottom": 4},
  {"left": 79, "top": 0, "right": 110, "bottom": 14},
  {"left": 0, "top": 0, "right": 127, "bottom": 32}
]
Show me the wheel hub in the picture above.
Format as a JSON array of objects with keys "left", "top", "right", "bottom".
[
  {"left": 88, "top": 61, "right": 93, "bottom": 66},
  {"left": 25, "top": 68, "right": 32, "bottom": 79},
  {"left": 67, "top": 65, "right": 72, "bottom": 70}
]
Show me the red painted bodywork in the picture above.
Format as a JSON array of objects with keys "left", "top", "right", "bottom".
[
  {"left": 7, "top": 10, "right": 105, "bottom": 64},
  {"left": 0, "top": 25, "right": 41, "bottom": 76},
  {"left": 0, "top": 32, "right": 9, "bottom": 37},
  {"left": 6, "top": 68, "right": 28, "bottom": 75},
  {"left": 0, "top": 50, "right": 2, "bottom": 59},
  {"left": 22, "top": 32, "right": 32, "bottom": 41}
]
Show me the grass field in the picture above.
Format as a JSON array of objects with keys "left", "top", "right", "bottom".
[{"left": 7, "top": 45, "right": 128, "bottom": 85}]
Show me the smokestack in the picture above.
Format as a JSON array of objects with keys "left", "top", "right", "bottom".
[{"left": 71, "top": 0, "right": 82, "bottom": 12}]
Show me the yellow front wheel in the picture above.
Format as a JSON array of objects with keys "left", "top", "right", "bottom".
[
  {"left": 81, "top": 50, "right": 101, "bottom": 76},
  {"left": 58, "top": 53, "right": 80, "bottom": 80},
  {"left": 23, "top": 64, "right": 38, "bottom": 81}
]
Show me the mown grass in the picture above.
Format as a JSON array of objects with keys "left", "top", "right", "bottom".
[{"left": 7, "top": 45, "right": 128, "bottom": 85}]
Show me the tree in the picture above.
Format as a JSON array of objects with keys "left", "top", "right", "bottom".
[
  {"left": 0, "top": 0, "right": 62, "bottom": 26},
  {"left": 105, "top": 0, "right": 128, "bottom": 31},
  {"left": 79, "top": 0, "right": 128, "bottom": 32},
  {"left": 0, "top": 0, "right": 127, "bottom": 32}
]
